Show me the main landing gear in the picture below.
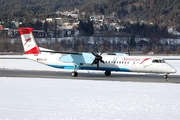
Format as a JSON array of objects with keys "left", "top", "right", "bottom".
[
  {"left": 71, "top": 71, "right": 78, "bottom": 77},
  {"left": 105, "top": 71, "right": 111, "bottom": 76},
  {"left": 71, "top": 65, "right": 78, "bottom": 77},
  {"left": 71, "top": 71, "right": 112, "bottom": 77},
  {"left": 163, "top": 73, "right": 169, "bottom": 82},
  {"left": 71, "top": 65, "right": 112, "bottom": 77}
]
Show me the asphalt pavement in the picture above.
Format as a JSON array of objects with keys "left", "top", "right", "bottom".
[{"left": 0, "top": 69, "right": 180, "bottom": 83}]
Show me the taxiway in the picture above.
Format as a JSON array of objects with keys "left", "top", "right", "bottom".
[{"left": 0, "top": 69, "right": 179, "bottom": 83}]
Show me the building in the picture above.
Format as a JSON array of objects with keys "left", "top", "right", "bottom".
[
  {"left": 46, "top": 18, "right": 71, "bottom": 26},
  {"left": 11, "top": 21, "right": 19, "bottom": 29},
  {"left": 0, "top": 25, "right": 3, "bottom": 30}
]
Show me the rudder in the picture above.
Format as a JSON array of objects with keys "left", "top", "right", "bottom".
[{"left": 18, "top": 27, "right": 41, "bottom": 54}]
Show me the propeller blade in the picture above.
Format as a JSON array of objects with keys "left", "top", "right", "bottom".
[
  {"left": 92, "top": 52, "right": 98, "bottom": 56},
  {"left": 91, "top": 51, "right": 104, "bottom": 69},
  {"left": 91, "top": 60, "right": 94, "bottom": 65},
  {"left": 100, "top": 59, "right": 105, "bottom": 63}
]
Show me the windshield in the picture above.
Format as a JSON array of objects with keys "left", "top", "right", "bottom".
[{"left": 152, "top": 59, "right": 165, "bottom": 63}]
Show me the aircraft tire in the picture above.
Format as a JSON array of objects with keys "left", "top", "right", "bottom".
[
  {"left": 105, "top": 71, "right": 111, "bottom": 76},
  {"left": 163, "top": 74, "right": 168, "bottom": 79},
  {"left": 71, "top": 71, "right": 78, "bottom": 77}
]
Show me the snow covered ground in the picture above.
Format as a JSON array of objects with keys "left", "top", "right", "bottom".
[
  {"left": 0, "top": 55, "right": 180, "bottom": 120},
  {"left": 0, "top": 77, "right": 180, "bottom": 120}
]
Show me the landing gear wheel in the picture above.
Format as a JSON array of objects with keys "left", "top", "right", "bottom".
[
  {"left": 105, "top": 71, "right": 111, "bottom": 76},
  {"left": 163, "top": 73, "right": 169, "bottom": 82},
  {"left": 163, "top": 74, "right": 168, "bottom": 79},
  {"left": 71, "top": 71, "right": 78, "bottom": 77}
]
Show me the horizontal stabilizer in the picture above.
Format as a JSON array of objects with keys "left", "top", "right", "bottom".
[{"left": 39, "top": 47, "right": 54, "bottom": 52}]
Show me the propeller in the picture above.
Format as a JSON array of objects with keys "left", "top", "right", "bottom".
[{"left": 91, "top": 52, "right": 105, "bottom": 70}]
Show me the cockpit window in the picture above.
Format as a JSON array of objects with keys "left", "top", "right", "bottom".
[
  {"left": 152, "top": 60, "right": 159, "bottom": 63},
  {"left": 159, "top": 60, "right": 165, "bottom": 63},
  {"left": 152, "top": 59, "right": 165, "bottom": 63}
]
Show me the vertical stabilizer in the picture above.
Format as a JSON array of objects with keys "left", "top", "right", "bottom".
[{"left": 18, "top": 28, "right": 41, "bottom": 54}]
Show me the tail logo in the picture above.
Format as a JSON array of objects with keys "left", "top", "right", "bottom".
[{"left": 24, "top": 38, "right": 32, "bottom": 45}]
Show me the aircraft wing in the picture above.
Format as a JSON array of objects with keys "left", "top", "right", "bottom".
[
  {"left": 59, "top": 53, "right": 95, "bottom": 65},
  {"left": 40, "top": 50, "right": 96, "bottom": 64}
]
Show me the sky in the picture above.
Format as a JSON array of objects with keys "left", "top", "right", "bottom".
[{"left": 0, "top": 55, "right": 180, "bottom": 120}]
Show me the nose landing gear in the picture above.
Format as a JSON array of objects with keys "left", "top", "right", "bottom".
[{"left": 163, "top": 73, "right": 169, "bottom": 82}]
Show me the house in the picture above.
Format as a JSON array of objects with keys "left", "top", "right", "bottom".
[
  {"left": 46, "top": 18, "right": 71, "bottom": 26},
  {"left": 0, "top": 25, "right": 3, "bottom": 30},
  {"left": 168, "top": 27, "right": 180, "bottom": 36},
  {"left": 11, "top": 21, "right": 19, "bottom": 29}
]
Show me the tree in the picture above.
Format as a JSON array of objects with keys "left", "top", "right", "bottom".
[
  {"left": 87, "top": 20, "right": 94, "bottom": 36},
  {"left": 141, "top": 46, "right": 150, "bottom": 54},
  {"left": 78, "top": 19, "right": 94, "bottom": 36},
  {"left": 129, "top": 34, "right": 136, "bottom": 48},
  {"left": 164, "top": 46, "right": 171, "bottom": 54}
]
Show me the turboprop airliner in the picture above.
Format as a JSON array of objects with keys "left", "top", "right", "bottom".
[{"left": 18, "top": 27, "right": 176, "bottom": 79}]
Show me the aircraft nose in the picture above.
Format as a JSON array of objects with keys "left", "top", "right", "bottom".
[
  {"left": 169, "top": 66, "right": 177, "bottom": 73},
  {"left": 172, "top": 67, "right": 177, "bottom": 73}
]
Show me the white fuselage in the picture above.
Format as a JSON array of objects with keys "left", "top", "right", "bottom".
[{"left": 24, "top": 53, "right": 177, "bottom": 74}]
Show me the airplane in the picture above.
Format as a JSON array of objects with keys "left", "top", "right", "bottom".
[{"left": 18, "top": 27, "right": 177, "bottom": 80}]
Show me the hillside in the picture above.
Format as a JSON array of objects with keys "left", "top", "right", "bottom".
[
  {"left": 0, "top": 0, "right": 86, "bottom": 21},
  {"left": 80, "top": 0, "right": 180, "bottom": 28},
  {"left": 1, "top": 0, "right": 180, "bottom": 28}
]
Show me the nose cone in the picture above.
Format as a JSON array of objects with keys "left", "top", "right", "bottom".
[
  {"left": 171, "top": 67, "right": 177, "bottom": 73},
  {"left": 168, "top": 66, "right": 177, "bottom": 73}
]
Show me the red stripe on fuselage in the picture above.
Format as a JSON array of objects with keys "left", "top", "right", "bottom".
[{"left": 140, "top": 58, "right": 151, "bottom": 64}]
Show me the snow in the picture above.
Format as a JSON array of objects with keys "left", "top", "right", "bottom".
[
  {"left": 0, "top": 55, "right": 180, "bottom": 119},
  {"left": 0, "top": 77, "right": 180, "bottom": 120}
]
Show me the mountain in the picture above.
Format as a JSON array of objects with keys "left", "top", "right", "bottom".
[
  {"left": 80, "top": 0, "right": 180, "bottom": 28},
  {"left": 1, "top": 0, "right": 180, "bottom": 28},
  {"left": 0, "top": 0, "right": 86, "bottom": 21}
]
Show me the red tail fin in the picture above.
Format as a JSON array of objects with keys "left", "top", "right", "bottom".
[{"left": 18, "top": 28, "right": 41, "bottom": 54}]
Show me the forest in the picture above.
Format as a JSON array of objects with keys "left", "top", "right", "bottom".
[
  {"left": 1, "top": 0, "right": 180, "bottom": 54},
  {"left": 1, "top": 0, "right": 180, "bottom": 29},
  {"left": 80, "top": 0, "right": 180, "bottom": 29}
]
